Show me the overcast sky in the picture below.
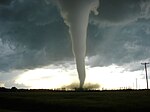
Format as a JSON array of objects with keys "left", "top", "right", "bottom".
[{"left": 0, "top": 0, "right": 150, "bottom": 89}]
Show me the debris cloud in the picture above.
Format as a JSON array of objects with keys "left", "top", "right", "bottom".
[{"left": 62, "top": 82, "right": 100, "bottom": 90}]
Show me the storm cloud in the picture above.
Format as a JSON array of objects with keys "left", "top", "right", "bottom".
[{"left": 0, "top": 0, "right": 150, "bottom": 73}]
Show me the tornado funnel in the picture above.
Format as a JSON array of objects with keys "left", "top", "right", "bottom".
[{"left": 57, "top": 0, "right": 99, "bottom": 88}]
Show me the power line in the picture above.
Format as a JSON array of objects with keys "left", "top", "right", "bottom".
[{"left": 141, "top": 62, "right": 149, "bottom": 89}]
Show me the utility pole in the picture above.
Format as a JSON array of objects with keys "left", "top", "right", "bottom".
[
  {"left": 136, "top": 78, "right": 138, "bottom": 89},
  {"left": 141, "top": 62, "right": 149, "bottom": 89}
]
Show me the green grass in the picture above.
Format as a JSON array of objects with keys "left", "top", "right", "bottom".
[{"left": 0, "top": 90, "right": 150, "bottom": 112}]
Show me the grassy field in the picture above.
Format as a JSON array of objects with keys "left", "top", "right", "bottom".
[{"left": 0, "top": 90, "right": 150, "bottom": 112}]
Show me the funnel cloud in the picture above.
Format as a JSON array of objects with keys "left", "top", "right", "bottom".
[{"left": 57, "top": 0, "right": 99, "bottom": 88}]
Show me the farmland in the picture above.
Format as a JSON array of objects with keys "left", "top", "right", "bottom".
[{"left": 0, "top": 89, "right": 150, "bottom": 112}]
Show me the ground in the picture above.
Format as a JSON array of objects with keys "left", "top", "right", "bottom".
[{"left": 0, "top": 89, "right": 150, "bottom": 112}]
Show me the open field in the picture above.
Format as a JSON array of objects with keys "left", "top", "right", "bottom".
[{"left": 0, "top": 89, "right": 150, "bottom": 112}]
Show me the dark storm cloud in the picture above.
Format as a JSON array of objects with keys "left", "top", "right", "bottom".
[
  {"left": 0, "top": 0, "right": 150, "bottom": 72},
  {"left": 0, "top": 0, "right": 72, "bottom": 71},
  {"left": 0, "top": 0, "right": 13, "bottom": 6},
  {"left": 88, "top": 18, "right": 150, "bottom": 70},
  {"left": 86, "top": 0, "right": 150, "bottom": 71},
  {"left": 93, "top": 0, "right": 141, "bottom": 23},
  {"left": 90, "top": 0, "right": 150, "bottom": 26}
]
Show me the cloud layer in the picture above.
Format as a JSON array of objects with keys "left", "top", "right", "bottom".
[{"left": 0, "top": 0, "right": 150, "bottom": 73}]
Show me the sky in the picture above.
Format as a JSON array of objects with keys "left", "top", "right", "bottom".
[{"left": 0, "top": 0, "right": 150, "bottom": 89}]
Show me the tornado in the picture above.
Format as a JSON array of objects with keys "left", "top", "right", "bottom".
[{"left": 57, "top": 0, "right": 99, "bottom": 88}]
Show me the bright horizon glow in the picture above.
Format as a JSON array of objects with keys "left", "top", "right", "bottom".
[
  {"left": 15, "top": 68, "right": 77, "bottom": 89},
  {"left": 15, "top": 64, "right": 148, "bottom": 90}
]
